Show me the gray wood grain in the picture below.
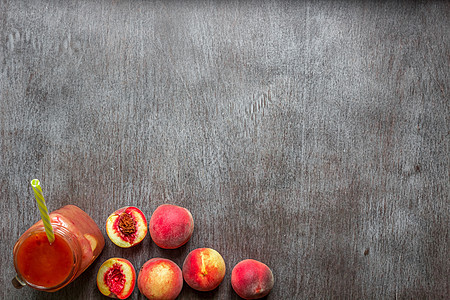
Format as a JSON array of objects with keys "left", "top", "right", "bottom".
[{"left": 1, "top": 0, "right": 449, "bottom": 299}]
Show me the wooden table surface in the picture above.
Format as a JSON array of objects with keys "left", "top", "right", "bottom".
[{"left": 1, "top": 1, "right": 448, "bottom": 299}]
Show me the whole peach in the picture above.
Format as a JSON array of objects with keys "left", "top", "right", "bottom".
[
  {"left": 231, "top": 259, "right": 274, "bottom": 299},
  {"left": 137, "top": 258, "right": 183, "bottom": 300},
  {"left": 149, "top": 204, "right": 194, "bottom": 249},
  {"left": 182, "top": 248, "right": 226, "bottom": 291}
]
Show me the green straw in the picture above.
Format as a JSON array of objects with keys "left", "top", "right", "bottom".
[{"left": 31, "top": 179, "right": 55, "bottom": 243}]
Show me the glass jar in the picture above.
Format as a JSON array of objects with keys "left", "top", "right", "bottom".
[{"left": 12, "top": 205, "right": 105, "bottom": 292}]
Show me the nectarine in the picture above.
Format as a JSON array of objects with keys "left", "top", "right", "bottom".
[
  {"left": 138, "top": 258, "right": 183, "bottom": 300},
  {"left": 149, "top": 204, "right": 194, "bottom": 249},
  {"left": 97, "top": 258, "right": 136, "bottom": 299},
  {"left": 231, "top": 259, "right": 274, "bottom": 299},
  {"left": 106, "top": 207, "right": 148, "bottom": 248},
  {"left": 182, "top": 248, "right": 226, "bottom": 291}
]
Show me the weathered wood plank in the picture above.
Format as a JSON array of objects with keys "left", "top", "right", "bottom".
[{"left": 1, "top": 1, "right": 448, "bottom": 299}]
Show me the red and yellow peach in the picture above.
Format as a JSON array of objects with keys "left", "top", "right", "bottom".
[
  {"left": 182, "top": 248, "right": 226, "bottom": 291},
  {"left": 106, "top": 207, "right": 148, "bottom": 248},
  {"left": 231, "top": 259, "right": 274, "bottom": 299},
  {"left": 137, "top": 258, "right": 183, "bottom": 300},
  {"left": 97, "top": 258, "right": 136, "bottom": 299},
  {"left": 149, "top": 204, "right": 194, "bottom": 249}
]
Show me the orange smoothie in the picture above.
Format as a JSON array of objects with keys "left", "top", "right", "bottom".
[{"left": 16, "top": 232, "right": 74, "bottom": 287}]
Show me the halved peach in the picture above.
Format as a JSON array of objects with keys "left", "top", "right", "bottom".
[
  {"left": 97, "top": 258, "right": 136, "bottom": 299},
  {"left": 106, "top": 207, "right": 147, "bottom": 248}
]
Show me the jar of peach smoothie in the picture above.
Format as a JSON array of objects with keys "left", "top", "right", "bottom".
[{"left": 12, "top": 205, "right": 105, "bottom": 292}]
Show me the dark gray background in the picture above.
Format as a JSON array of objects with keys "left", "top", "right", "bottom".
[{"left": 1, "top": 1, "right": 448, "bottom": 299}]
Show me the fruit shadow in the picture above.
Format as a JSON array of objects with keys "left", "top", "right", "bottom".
[
  {"left": 181, "top": 284, "right": 221, "bottom": 299},
  {"left": 152, "top": 241, "right": 190, "bottom": 266},
  {"left": 226, "top": 281, "right": 271, "bottom": 300}
]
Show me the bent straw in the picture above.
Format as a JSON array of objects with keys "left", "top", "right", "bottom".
[{"left": 31, "top": 179, "right": 55, "bottom": 243}]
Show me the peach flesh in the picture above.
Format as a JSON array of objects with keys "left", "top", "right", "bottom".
[
  {"left": 182, "top": 248, "right": 226, "bottom": 292},
  {"left": 97, "top": 258, "right": 136, "bottom": 299},
  {"left": 231, "top": 259, "right": 274, "bottom": 299},
  {"left": 105, "top": 263, "right": 126, "bottom": 295},
  {"left": 149, "top": 204, "right": 194, "bottom": 249},
  {"left": 138, "top": 258, "right": 183, "bottom": 300},
  {"left": 106, "top": 206, "right": 147, "bottom": 248}
]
